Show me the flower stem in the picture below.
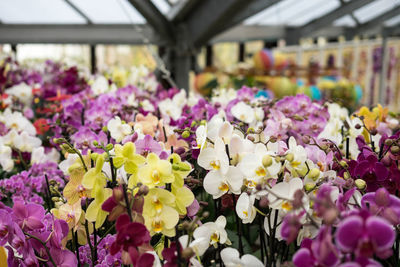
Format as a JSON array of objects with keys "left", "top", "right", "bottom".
[
  {"left": 24, "top": 232, "right": 57, "bottom": 267},
  {"left": 231, "top": 194, "right": 244, "bottom": 256}
]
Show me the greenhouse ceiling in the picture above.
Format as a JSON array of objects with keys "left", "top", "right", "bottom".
[{"left": 0, "top": 0, "right": 399, "bottom": 45}]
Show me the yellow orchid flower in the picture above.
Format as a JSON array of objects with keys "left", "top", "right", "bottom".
[
  {"left": 138, "top": 153, "right": 174, "bottom": 188},
  {"left": 86, "top": 187, "right": 112, "bottom": 229},
  {"left": 172, "top": 186, "right": 194, "bottom": 215},
  {"left": 51, "top": 201, "right": 82, "bottom": 231},
  {"left": 113, "top": 142, "right": 145, "bottom": 174},
  {"left": 169, "top": 153, "right": 192, "bottom": 189},
  {"left": 143, "top": 188, "right": 179, "bottom": 237},
  {"left": 63, "top": 159, "right": 91, "bottom": 205},
  {"left": 82, "top": 154, "right": 107, "bottom": 198},
  {"left": 143, "top": 206, "right": 179, "bottom": 237}
]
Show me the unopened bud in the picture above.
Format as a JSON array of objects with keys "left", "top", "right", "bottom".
[
  {"left": 285, "top": 153, "right": 294, "bottom": 162},
  {"left": 308, "top": 168, "right": 320, "bottom": 180},
  {"left": 181, "top": 247, "right": 195, "bottom": 259},
  {"left": 178, "top": 163, "right": 191, "bottom": 172},
  {"left": 375, "top": 188, "right": 390, "bottom": 206},
  {"left": 304, "top": 182, "right": 316, "bottom": 191},
  {"left": 259, "top": 196, "right": 269, "bottom": 208},
  {"left": 138, "top": 185, "right": 149, "bottom": 196},
  {"left": 269, "top": 136, "right": 277, "bottom": 143},
  {"left": 339, "top": 160, "right": 348, "bottom": 168},
  {"left": 370, "top": 128, "right": 378, "bottom": 136},
  {"left": 247, "top": 135, "right": 255, "bottom": 142},
  {"left": 60, "top": 144, "right": 75, "bottom": 153},
  {"left": 354, "top": 179, "right": 366, "bottom": 190},
  {"left": 114, "top": 187, "right": 124, "bottom": 202},
  {"left": 391, "top": 146, "right": 400, "bottom": 154},
  {"left": 247, "top": 127, "right": 255, "bottom": 134},
  {"left": 91, "top": 153, "right": 98, "bottom": 161},
  {"left": 262, "top": 155, "right": 273, "bottom": 167},
  {"left": 131, "top": 132, "right": 139, "bottom": 143},
  {"left": 384, "top": 139, "right": 394, "bottom": 146},
  {"left": 293, "top": 115, "right": 304, "bottom": 121},
  {"left": 172, "top": 164, "right": 180, "bottom": 171},
  {"left": 92, "top": 140, "right": 99, "bottom": 146},
  {"left": 181, "top": 130, "right": 190, "bottom": 139},
  {"left": 53, "top": 138, "right": 65, "bottom": 144},
  {"left": 202, "top": 211, "right": 210, "bottom": 218},
  {"left": 343, "top": 171, "right": 350, "bottom": 180},
  {"left": 105, "top": 143, "right": 114, "bottom": 151},
  {"left": 355, "top": 124, "right": 362, "bottom": 130},
  {"left": 102, "top": 126, "right": 108, "bottom": 133},
  {"left": 190, "top": 121, "right": 197, "bottom": 128},
  {"left": 302, "top": 135, "right": 310, "bottom": 144}
]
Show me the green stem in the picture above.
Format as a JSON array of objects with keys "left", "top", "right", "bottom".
[{"left": 24, "top": 232, "right": 57, "bottom": 267}]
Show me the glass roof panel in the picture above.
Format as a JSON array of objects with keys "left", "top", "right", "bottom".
[
  {"left": 333, "top": 15, "right": 356, "bottom": 27},
  {"left": 0, "top": 0, "right": 86, "bottom": 24},
  {"left": 385, "top": 13, "right": 400, "bottom": 26},
  {"left": 244, "top": 0, "right": 341, "bottom": 26},
  {"left": 69, "top": 0, "right": 145, "bottom": 24},
  {"left": 151, "top": 0, "right": 171, "bottom": 15},
  {"left": 354, "top": 0, "right": 400, "bottom": 23}
]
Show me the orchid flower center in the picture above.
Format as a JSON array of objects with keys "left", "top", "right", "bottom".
[
  {"left": 218, "top": 183, "right": 229, "bottom": 192},
  {"left": 152, "top": 219, "right": 163, "bottom": 232},
  {"left": 242, "top": 210, "right": 248, "bottom": 218},
  {"left": 244, "top": 179, "right": 257, "bottom": 188},
  {"left": 210, "top": 232, "right": 219, "bottom": 243},
  {"left": 210, "top": 160, "right": 220, "bottom": 170},
  {"left": 282, "top": 201, "right": 292, "bottom": 211},
  {"left": 151, "top": 170, "right": 161, "bottom": 184},
  {"left": 153, "top": 197, "right": 163, "bottom": 212},
  {"left": 77, "top": 185, "right": 86, "bottom": 198},
  {"left": 255, "top": 166, "right": 266, "bottom": 177}
]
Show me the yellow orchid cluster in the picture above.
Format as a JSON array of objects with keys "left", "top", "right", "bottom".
[
  {"left": 357, "top": 104, "right": 388, "bottom": 130},
  {"left": 113, "top": 142, "right": 194, "bottom": 237}
]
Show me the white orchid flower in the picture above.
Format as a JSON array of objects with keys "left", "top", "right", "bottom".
[
  {"left": 203, "top": 166, "right": 243, "bottom": 198},
  {"left": 179, "top": 235, "right": 209, "bottom": 257},
  {"left": 198, "top": 138, "right": 229, "bottom": 174},
  {"left": 221, "top": 247, "right": 263, "bottom": 267},
  {"left": 238, "top": 143, "right": 281, "bottom": 188},
  {"left": 31, "top": 147, "right": 60, "bottom": 164},
  {"left": 231, "top": 101, "right": 254, "bottom": 124},
  {"left": 13, "top": 131, "right": 41, "bottom": 152},
  {"left": 236, "top": 193, "right": 257, "bottom": 224},
  {"left": 0, "top": 143, "right": 13, "bottom": 172},
  {"left": 267, "top": 177, "right": 303, "bottom": 211},
  {"left": 5, "top": 82, "right": 33, "bottom": 105},
  {"left": 285, "top": 137, "right": 307, "bottom": 175},
  {"left": 107, "top": 116, "right": 132, "bottom": 143},
  {"left": 193, "top": 215, "right": 231, "bottom": 247}
]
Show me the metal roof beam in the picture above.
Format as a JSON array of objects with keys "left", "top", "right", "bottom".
[
  {"left": 185, "top": 0, "right": 253, "bottom": 47},
  {"left": 126, "top": 0, "right": 175, "bottom": 43},
  {"left": 64, "top": 0, "right": 93, "bottom": 24},
  {"left": 0, "top": 24, "right": 159, "bottom": 45},
  {"left": 350, "top": 5, "right": 400, "bottom": 37},
  {"left": 214, "top": 0, "right": 282, "bottom": 38},
  {"left": 300, "top": 0, "right": 374, "bottom": 37},
  {"left": 167, "top": 0, "right": 201, "bottom": 22}
]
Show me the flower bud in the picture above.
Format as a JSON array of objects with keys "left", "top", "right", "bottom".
[
  {"left": 91, "top": 153, "right": 98, "bottom": 161},
  {"left": 105, "top": 143, "right": 114, "bottom": 151},
  {"left": 138, "top": 185, "right": 149, "bottom": 196},
  {"left": 247, "top": 127, "right": 255, "bottom": 134},
  {"left": 190, "top": 121, "right": 197, "bottom": 128},
  {"left": 60, "top": 144, "right": 75, "bottom": 153},
  {"left": 370, "top": 128, "right": 378, "bottom": 136},
  {"left": 391, "top": 146, "right": 400, "bottom": 154},
  {"left": 354, "top": 179, "right": 366, "bottom": 190},
  {"left": 304, "top": 182, "right": 316, "bottom": 192},
  {"left": 302, "top": 135, "right": 310, "bottom": 144},
  {"left": 323, "top": 208, "right": 338, "bottom": 224},
  {"left": 343, "top": 171, "right": 350, "bottom": 180},
  {"left": 384, "top": 139, "right": 394, "bottom": 146},
  {"left": 247, "top": 135, "right": 255, "bottom": 142},
  {"left": 339, "top": 160, "right": 348, "bottom": 168},
  {"left": 355, "top": 124, "right": 362, "bottom": 129},
  {"left": 102, "top": 126, "right": 108, "bottom": 133},
  {"left": 181, "top": 130, "right": 190, "bottom": 139},
  {"left": 293, "top": 115, "right": 304, "bottom": 121},
  {"left": 131, "top": 132, "right": 139, "bottom": 143},
  {"left": 181, "top": 248, "right": 195, "bottom": 259},
  {"left": 178, "top": 163, "right": 191, "bottom": 172},
  {"left": 269, "top": 136, "right": 277, "bottom": 143},
  {"left": 308, "top": 168, "right": 320, "bottom": 180},
  {"left": 172, "top": 164, "right": 180, "bottom": 171},
  {"left": 262, "top": 155, "right": 273, "bottom": 167},
  {"left": 202, "top": 211, "right": 210, "bottom": 218},
  {"left": 174, "top": 147, "right": 185, "bottom": 155},
  {"left": 92, "top": 140, "right": 99, "bottom": 146},
  {"left": 53, "top": 138, "right": 66, "bottom": 144},
  {"left": 285, "top": 153, "right": 294, "bottom": 162},
  {"left": 259, "top": 196, "right": 269, "bottom": 208}
]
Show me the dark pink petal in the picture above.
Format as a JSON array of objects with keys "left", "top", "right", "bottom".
[
  {"left": 137, "top": 253, "right": 155, "bottom": 267},
  {"left": 116, "top": 214, "right": 131, "bottom": 231},
  {"left": 366, "top": 216, "right": 395, "bottom": 252},
  {"left": 293, "top": 248, "right": 313, "bottom": 267},
  {"left": 335, "top": 216, "right": 363, "bottom": 252}
]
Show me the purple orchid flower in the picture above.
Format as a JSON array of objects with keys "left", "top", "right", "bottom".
[{"left": 135, "top": 135, "right": 162, "bottom": 156}]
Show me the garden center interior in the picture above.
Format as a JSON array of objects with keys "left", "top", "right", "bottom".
[{"left": 1, "top": 1, "right": 400, "bottom": 266}]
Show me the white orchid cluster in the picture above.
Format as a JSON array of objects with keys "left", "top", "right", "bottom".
[
  {"left": 0, "top": 108, "right": 59, "bottom": 171},
  {"left": 193, "top": 112, "right": 364, "bottom": 248}
]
